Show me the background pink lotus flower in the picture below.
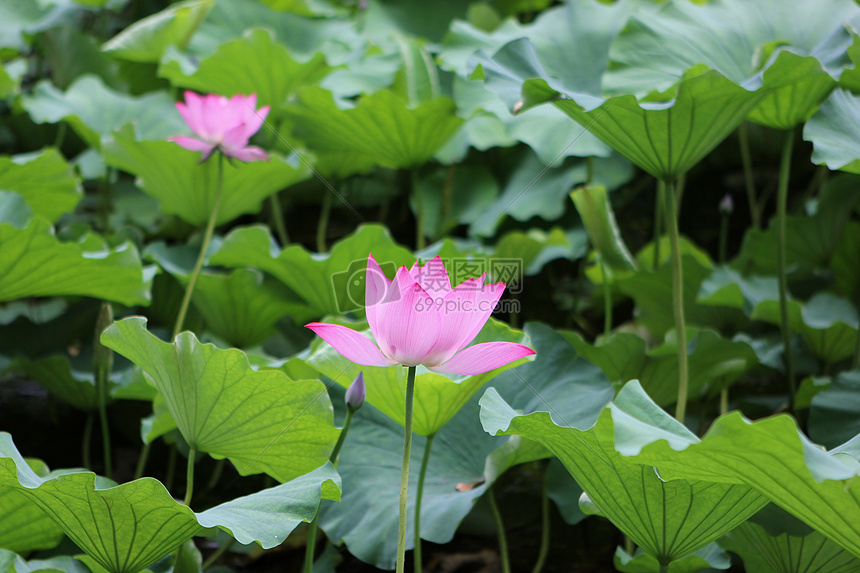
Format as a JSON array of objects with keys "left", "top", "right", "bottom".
[
  {"left": 169, "top": 91, "right": 270, "bottom": 162},
  {"left": 306, "top": 255, "right": 535, "bottom": 375}
]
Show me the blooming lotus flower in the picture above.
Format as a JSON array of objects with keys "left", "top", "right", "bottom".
[
  {"left": 169, "top": 91, "right": 270, "bottom": 162},
  {"left": 306, "top": 255, "right": 535, "bottom": 375}
]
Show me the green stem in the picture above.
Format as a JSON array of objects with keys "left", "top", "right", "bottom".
[
  {"left": 411, "top": 169, "right": 425, "bottom": 250},
  {"left": 202, "top": 537, "right": 234, "bottom": 570},
  {"left": 269, "top": 194, "right": 290, "bottom": 246},
  {"left": 776, "top": 129, "right": 797, "bottom": 411},
  {"left": 531, "top": 481, "right": 550, "bottom": 573},
  {"left": 316, "top": 192, "right": 332, "bottom": 253},
  {"left": 173, "top": 152, "right": 224, "bottom": 340},
  {"left": 96, "top": 370, "right": 112, "bottom": 479},
  {"left": 488, "top": 486, "right": 511, "bottom": 573},
  {"left": 184, "top": 447, "right": 196, "bottom": 506},
  {"left": 659, "top": 562, "right": 670, "bottom": 573},
  {"left": 414, "top": 433, "right": 436, "bottom": 573},
  {"left": 134, "top": 441, "right": 151, "bottom": 480},
  {"left": 739, "top": 123, "right": 760, "bottom": 230},
  {"left": 720, "top": 387, "right": 729, "bottom": 416},
  {"left": 53, "top": 122, "right": 67, "bottom": 150},
  {"left": 304, "top": 410, "right": 355, "bottom": 573},
  {"left": 653, "top": 181, "right": 665, "bottom": 271},
  {"left": 206, "top": 459, "right": 225, "bottom": 493},
  {"left": 586, "top": 156, "right": 595, "bottom": 184},
  {"left": 395, "top": 366, "right": 417, "bottom": 573},
  {"left": 82, "top": 413, "right": 94, "bottom": 469},
  {"left": 663, "top": 178, "right": 689, "bottom": 423},
  {"left": 601, "top": 257, "right": 612, "bottom": 337}
]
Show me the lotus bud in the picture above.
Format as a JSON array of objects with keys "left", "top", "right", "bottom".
[
  {"left": 719, "top": 193, "right": 734, "bottom": 215},
  {"left": 345, "top": 372, "right": 366, "bottom": 412}
]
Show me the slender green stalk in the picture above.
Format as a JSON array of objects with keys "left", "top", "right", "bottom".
[
  {"left": 624, "top": 536, "right": 634, "bottom": 555},
  {"left": 663, "top": 179, "right": 689, "bottom": 423},
  {"left": 53, "top": 122, "right": 67, "bottom": 149},
  {"left": 269, "top": 194, "right": 290, "bottom": 246},
  {"left": 653, "top": 181, "right": 665, "bottom": 271},
  {"left": 738, "top": 123, "right": 760, "bottom": 230},
  {"left": 94, "top": 302, "right": 114, "bottom": 479},
  {"left": 601, "top": 258, "right": 612, "bottom": 337},
  {"left": 202, "top": 537, "right": 234, "bottom": 570},
  {"left": 304, "top": 409, "right": 355, "bottom": 573},
  {"left": 82, "top": 413, "right": 94, "bottom": 469},
  {"left": 586, "top": 156, "right": 595, "bottom": 184},
  {"left": 395, "top": 366, "right": 417, "bottom": 573},
  {"left": 531, "top": 481, "right": 550, "bottom": 573},
  {"left": 720, "top": 387, "right": 729, "bottom": 416},
  {"left": 776, "top": 129, "right": 797, "bottom": 411},
  {"left": 316, "top": 192, "right": 332, "bottom": 253},
  {"left": 134, "top": 441, "right": 151, "bottom": 480},
  {"left": 205, "top": 459, "right": 226, "bottom": 493},
  {"left": 659, "top": 562, "right": 670, "bottom": 573},
  {"left": 413, "top": 433, "right": 436, "bottom": 573},
  {"left": 488, "top": 486, "right": 511, "bottom": 573},
  {"left": 184, "top": 447, "right": 196, "bottom": 506},
  {"left": 173, "top": 152, "right": 225, "bottom": 340},
  {"left": 411, "top": 169, "right": 426, "bottom": 250},
  {"left": 675, "top": 174, "right": 686, "bottom": 216}
]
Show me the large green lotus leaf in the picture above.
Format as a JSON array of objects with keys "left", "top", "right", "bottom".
[
  {"left": 809, "top": 370, "right": 860, "bottom": 449},
  {"left": 101, "top": 0, "right": 214, "bottom": 63},
  {"left": 0, "top": 149, "right": 81, "bottom": 223},
  {"left": 158, "top": 28, "right": 331, "bottom": 114},
  {"left": 0, "top": 432, "right": 339, "bottom": 573},
  {"left": 617, "top": 255, "right": 747, "bottom": 338},
  {"left": 186, "top": 0, "right": 362, "bottom": 65},
  {"left": 0, "top": 458, "right": 63, "bottom": 554},
  {"left": 0, "top": 217, "right": 153, "bottom": 306},
  {"left": 307, "top": 319, "right": 534, "bottom": 436},
  {"left": 613, "top": 401, "right": 860, "bottom": 558},
  {"left": 361, "top": 0, "right": 469, "bottom": 43},
  {"left": 805, "top": 89, "right": 860, "bottom": 173},
  {"left": 730, "top": 173, "right": 860, "bottom": 275},
  {"left": 208, "top": 224, "right": 415, "bottom": 318},
  {"left": 318, "top": 322, "right": 613, "bottom": 569},
  {"left": 564, "top": 329, "right": 758, "bottom": 406},
  {"left": 475, "top": 35, "right": 763, "bottom": 180},
  {"left": 570, "top": 185, "right": 637, "bottom": 276},
  {"left": 102, "top": 129, "right": 309, "bottom": 226},
  {"left": 144, "top": 243, "right": 314, "bottom": 347},
  {"left": 614, "top": 543, "right": 729, "bottom": 573},
  {"left": 40, "top": 25, "right": 122, "bottom": 91},
  {"left": 604, "top": 0, "right": 855, "bottom": 128},
  {"left": 0, "top": 551, "right": 89, "bottom": 573},
  {"left": 720, "top": 507, "right": 860, "bottom": 573},
  {"left": 22, "top": 76, "right": 183, "bottom": 149},
  {"left": 480, "top": 380, "right": 766, "bottom": 564},
  {"left": 287, "top": 87, "right": 463, "bottom": 170},
  {"left": 699, "top": 271, "right": 859, "bottom": 364},
  {"left": 0, "top": 0, "right": 82, "bottom": 53},
  {"left": 101, "top": 317, "right": 339, "bottom": 483}
]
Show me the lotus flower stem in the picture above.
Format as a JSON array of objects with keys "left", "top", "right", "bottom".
[
  {"left": 738, "top": 123, "right": 760, "bottom": 230},
  {"left": 776, "top": 129, "right": 797, "bottom": 411},
  {"left": 601, "top": 257, "right": 612, "bottom": 337},
  {"left": 413, "top": 432, "right": 436, "bottom": 573},
  {"left": 94, "top": 302, "right": 114, "bottom": 479},
  {"left": 653, "top": 181, "right": 664, "bottom": 271},
  {"left": 317, "top": 192, "right": 332, "bottom": 253},
  {"left": 184, "top": 446, "right": 196, "bottom": 506},
  {"left": 173, "top": 152, "right": 224, "bottom": 340},
  {"left": 531, "top": 480, "right": 550, "bottom": 573},
  {"left": 488, "top": 485, "right": 511, "bottom": 573},
  {"left": 663, "top": 178, "right": 689, "bottom": 423},
  {"left": 134, "top": 441, "right": 151, "bottom": 480},
  {"left": 396, "top": 366, "right": 417, "bottom": 573},
  {"left": 269, "top": 194, "right": 290, "bottom": 246},
  {"left": 304, "top": 407, "right": 356, "bottom": 573}
]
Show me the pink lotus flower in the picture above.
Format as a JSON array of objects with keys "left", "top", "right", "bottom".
[
  {"left": 169, "top": 91, "right": 270, "bottom": 162},
  {"left": 306, "top": 255, "right": 536, "bottom": 375}
]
